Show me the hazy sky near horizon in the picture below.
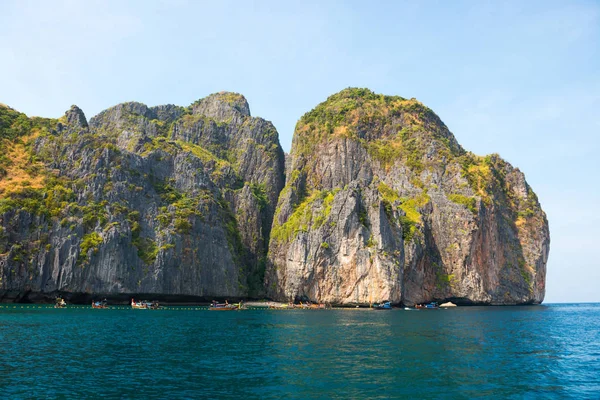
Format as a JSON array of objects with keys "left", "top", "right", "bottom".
[{"left": 1, "top": 0, "right": 598, "bottom": 303}]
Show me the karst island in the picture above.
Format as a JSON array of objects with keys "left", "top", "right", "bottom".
[{"left": 0, "top": 88, "right": 549, "bottom": 306}]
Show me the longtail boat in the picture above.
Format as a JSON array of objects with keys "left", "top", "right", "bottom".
[
  {"left": 297, "top": 302, "right": 329, "bottom": 309},
  {"left": 373, "top": 301, "right": 393, "bottom": 310},
  {"left": 131, "top": 299, "right": 147, "bottom": 309},
  {"left": 92, "top": 299, "right": 108, "bottom": 309},
  {"left": 415, "top": 302, "right": 439, "bottom": 309},
  {"left": 54, "top": 297, "right": 67, "bottom": 308},
  {"left": 131, "top": 299, "right": 160, "bottom": 309},
  {"left": 209, "top": 300, "right": 242, "bottom": 311}
]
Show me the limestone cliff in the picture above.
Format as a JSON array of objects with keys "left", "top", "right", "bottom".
[
  {"left": 0, "top": 88, "right": 549, "bottom": 305},
  {"left": 266, "top": 88, "right": 549, "bottom": 305},
  {"left": 0, "top": 93, "right": 284, "bottom": 301}
]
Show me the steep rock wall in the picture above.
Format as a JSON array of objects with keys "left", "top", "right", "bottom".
[
  {"left": 266, "top": 88, "right": 549, "bottom": 305},
  {"left": 0, "top": 93, "right": 284, "bottom": 301},
  {"left": 0, "top": 88, "right": 549, "bottom": 305}
]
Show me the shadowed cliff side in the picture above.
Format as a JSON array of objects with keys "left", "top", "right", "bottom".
[{"left": 0, "top": 94, "right": 284, "bottom": 301}]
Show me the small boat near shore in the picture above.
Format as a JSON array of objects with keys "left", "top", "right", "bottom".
[
  {"left": 373, "top": 301, "right": 393, "bottom": 310},
  {"left": 415, "top": 302, "right": 439, "bottom": 309},
  {"left": 54, "top": 297, "right": 67, "bottom": 308},
  {"left": 297, "top": 302, "right": 330, "bottom": 309},
  {"left": 131, "top": 299, "right": 160, "bottom": 309},
  {"left": 268, "top": 301, "right": 330, "bottom": 309},
  {"left": 209, "top": 300, "right": 243, "bottom": 311},
  {"left": 92, "top": 299, "right": 108, "bottom": 309}
]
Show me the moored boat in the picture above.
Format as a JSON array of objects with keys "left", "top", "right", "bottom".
[
  {"left": 54, "top": 297, "right": 67, "bottom": 308},
  {"left": 92, "top": 299, "right": 108, "bottom": 309},
  {"left": 373, "top": 301, "right": 393, "bottom": 310},
  {"left": 209, "top": 300, "right": 242, "bottom": 311},
  {"left": 131, "top": 299, "right": 147, "bottom": 309},
  {"left": 297, "top": 301, "right": 329, "bottom": 309},
  {"left": 131, "top": 299, "right": 160, "bottom": 310},
  {"left": 416, "top": 302, "right": 439, "bottom": 309}
]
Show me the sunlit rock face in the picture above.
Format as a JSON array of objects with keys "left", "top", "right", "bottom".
[
  {"left": 266, "top": 88, "right": 549, "bottom": 306},
  {"left": 0, "top": 89, "right": 548, "bottom": 305}
]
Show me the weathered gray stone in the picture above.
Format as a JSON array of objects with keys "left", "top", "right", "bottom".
[
  {"left": 0, "top": 92, "right": 284, "bottom": 302},
  {"left": 65, "top": 105, "right": 88, "bottom": 128},
  {"left": 0, "top": 88, "right": 549, "bottom": 306}
]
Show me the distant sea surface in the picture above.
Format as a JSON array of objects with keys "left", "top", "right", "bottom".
[{"left": 1, "top": 303, "right": 598, "bottom": 399}]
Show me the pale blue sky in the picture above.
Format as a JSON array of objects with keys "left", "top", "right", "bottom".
[{"left": 1, "top": 0, "right": 598, "bottom": 302}]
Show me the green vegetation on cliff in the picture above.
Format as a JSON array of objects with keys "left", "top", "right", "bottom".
[
  {"left": 295, "top": 88, "right": 462, "bottom": 163},
  {"left": 250, "top": 182, "right": 268, "bottom": 211},
  {"left": 1, "top": 105, "right": 56, "bottom": 140},
  {"left": 448, "top": 193, "right": 478, "bottom": 215},
  {"left": 80, "top": 232, "right": 103, "bottom": 261},
  {"left": 377, "top": 182, "right": 429, "bottom": 241},
  {"left": 291, "top": 88, "right": 538, "bottom": 223},
  {"left": 271, "top": 189, "right": 338, "bottom": 243}
]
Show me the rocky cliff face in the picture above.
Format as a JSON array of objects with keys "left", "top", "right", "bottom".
[
  {"left": 0, "top": 93, "right": 284, "bottom": 302},
  {"left": 0, "top": 88, "right": 549, "bottom": 305},
  {"left": 265, "top": 88, "right": 549, "bottom": 305}
]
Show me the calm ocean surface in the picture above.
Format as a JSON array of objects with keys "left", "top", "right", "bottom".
[{"left": 0, "top": 303, "right": 598, "bottom": 399}]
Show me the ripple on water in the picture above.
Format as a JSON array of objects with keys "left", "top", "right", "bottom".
[{"left": 0, "top": 304, "right": 599, "bottom": 398}]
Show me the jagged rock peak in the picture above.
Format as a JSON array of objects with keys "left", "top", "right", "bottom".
[
  {"left": 150, "top": 104, "right": 185, "bottom": 122},
  {"left": 89, "top": 102, "right": 186, "bottom": 130},
  {"left": 89, "top": 101, "right": 154, "bottom": 127},
  {"left": 64, "top": 105, "right": 88, "bottom": 128},
  {"left": 192, "top": 91, "right": 251, "bottom": 121}
]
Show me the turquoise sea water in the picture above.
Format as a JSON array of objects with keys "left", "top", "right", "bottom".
[{"left": 1, "top": 303, "right": 599, "bottom": 399}]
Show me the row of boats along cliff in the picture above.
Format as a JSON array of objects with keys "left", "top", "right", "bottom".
[
  {"left": 55, "top": 297, "right": 245, "bottom": 310},
  {"left": 51, "top": 297, "right": 457, "bottom": 310},
  {"left": 54, "top": 297, "right": 162, "bottom": 310}
]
